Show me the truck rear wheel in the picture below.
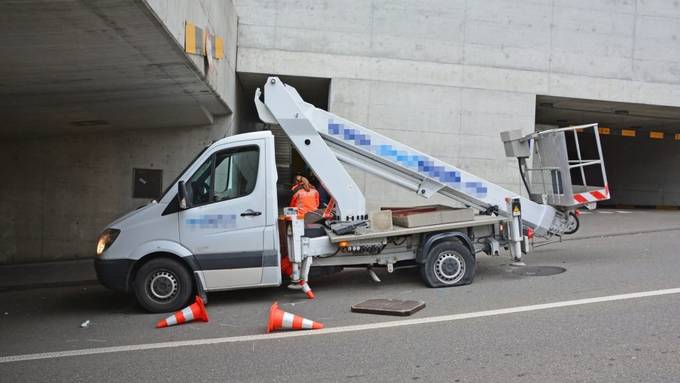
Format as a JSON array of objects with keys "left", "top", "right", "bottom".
[
  {"left": 564, "top": 212, "right": 580, "bottom": 235},
  {"left": 133, "top": 257, "right": 194, "bottom": 313},
  {"left": 420, "top": 240, "right": 475, "bottom": 288}
]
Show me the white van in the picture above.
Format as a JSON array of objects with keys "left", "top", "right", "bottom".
[{"left": 95, "top": 131, "right": 283, "bottom": 312}]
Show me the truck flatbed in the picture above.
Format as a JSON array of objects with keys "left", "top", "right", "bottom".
[{"left": 326, "top": 215, "right": 507, "bottom": 243}]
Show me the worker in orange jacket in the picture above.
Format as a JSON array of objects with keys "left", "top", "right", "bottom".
[{"left": 289, "top": 176, "right": 319, "bottom": 219}]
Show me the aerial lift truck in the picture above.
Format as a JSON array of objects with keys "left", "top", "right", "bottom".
[{"left": 94, "top": 77, "right": 610, "bottom": 312}]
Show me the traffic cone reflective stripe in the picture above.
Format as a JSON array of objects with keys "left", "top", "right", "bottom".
[
  {"left": 156, "top": 295, "right": 208, "bottom": 328},
  {"left": 290, "top": 314, "right": 318, "bottom": 329},
  {"left": 302, "top": 317, "right": 321, "bottom": 329},
  {"left": 280, "top": 312, "right": 321, "bottom": 329},
  {"left": 300, "top": 280, "right": 315, "bottom": 299},
  {"left": 281, "top": 311, "right": 296, "bottom": 328},
  {"left": 267, "top": 302, "right": 323, "bottom": 333}
]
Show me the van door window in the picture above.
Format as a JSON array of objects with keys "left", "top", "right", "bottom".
[
  {"left": 186, "top": 146, "right": 260, "bottom": 207},
  {"left": 213, "top": 146, "right": 259, "bottom": 202}
]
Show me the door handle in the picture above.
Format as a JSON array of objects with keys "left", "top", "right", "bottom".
[{"left": 241, "top": 210, "right": 262, "bottom": 217}]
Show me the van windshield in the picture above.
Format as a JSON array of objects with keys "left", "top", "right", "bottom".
[{"left": 159, "top": 145, "right": 209, "bottom": 200}]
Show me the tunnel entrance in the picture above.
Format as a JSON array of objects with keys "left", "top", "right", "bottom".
[
  {"left": 536, "top": 96, "right": 680, "bottom": 208},
  {"left": 236, "top": 73, "right": 331, "bottom": 209}
]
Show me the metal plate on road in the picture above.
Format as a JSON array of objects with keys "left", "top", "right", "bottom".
[
  {"left": 511, "top": 266, "right": 566, "bottom": 277},
  {"left": 351, "top": 299, "right": 425, "bottom": 316}
]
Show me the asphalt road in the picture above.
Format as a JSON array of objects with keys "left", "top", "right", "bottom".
[{"left": 1, "top": 209, "right": 680, "bottom": 382}]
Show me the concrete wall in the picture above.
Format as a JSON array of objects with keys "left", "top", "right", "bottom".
[
  {"left": 235, "top": 0, "right": 680, "bottom": 208},
  {"left": 329, "top": 78, "right": 526, "bottom": 210},
  {"left": 0, "top": 120, "right": 234, "bottom": 265},
  {"left": 146, "top": 0, "right": 239, "bottom": 111},
  {"left": 236, "top": 0, "right": 680, "bottom": 107}
]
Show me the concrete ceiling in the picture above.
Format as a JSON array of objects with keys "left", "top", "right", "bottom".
[
  {"left": 536, "top": 95, "right": 680, "bottom": 132},
  {"left": 0, "top": 0, "right": 229, "bottom": 139}
]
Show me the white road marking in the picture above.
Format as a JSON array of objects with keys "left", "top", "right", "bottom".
[
  {"left": 2, "top": 287, "right": 680, "bottom": 364},
  {"left": 581, "top": 210, "right": 634, "bottom": 215}
]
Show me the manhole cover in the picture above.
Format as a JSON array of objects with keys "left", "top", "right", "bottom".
[
  {"left": 351, "top": 299, "right": 425, "bottom": 316},
  {"left": 510, "top": 266, "right": 566, "bottom": 277}
]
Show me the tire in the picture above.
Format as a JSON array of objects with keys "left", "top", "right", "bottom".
[
  {"left": 564, "top": 212, "right": 580, "bottom": 235},
  {"left": 420, "top": 240, "right": 475, "bottom": 288},
  {"left": 133, "top": 257, "right": 194, "bottom": 313}
]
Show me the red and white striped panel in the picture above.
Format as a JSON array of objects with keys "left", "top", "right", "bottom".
[{"left": 573, "top": 184, "right": 609, "bottom": 204}]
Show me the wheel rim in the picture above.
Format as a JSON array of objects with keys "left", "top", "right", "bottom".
[
  {"left": 567, "top": 216, "right": 577, "bottom": 231},
  {"left": 434, "top": 251, "right": 466, "bottom": 285},
  {"left": 148, "top": 270, "right": 179, "bottom": 301},
  {"left": 565, "top": 213, "right": 579, "bottom": 233}
]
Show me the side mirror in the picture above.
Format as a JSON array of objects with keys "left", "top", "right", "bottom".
[{"left": 178, "top": 181, "right": 192, "bottom": 210}]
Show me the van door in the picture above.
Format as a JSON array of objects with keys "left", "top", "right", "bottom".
[{"left": 179, "top": 139, "right": 270, "bottom": 290}]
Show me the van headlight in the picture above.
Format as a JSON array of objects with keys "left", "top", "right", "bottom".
[{"left": 96, "top": 229, "right": 120, "bottom": 256}]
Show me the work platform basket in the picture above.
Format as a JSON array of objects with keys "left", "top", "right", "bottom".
[{"left": 501, "top": 123, "right": 610, "bottom": 208}]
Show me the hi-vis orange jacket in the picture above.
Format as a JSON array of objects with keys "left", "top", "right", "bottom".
[{"left": 290, "top": 188, "right": 320, "bottom": 219}]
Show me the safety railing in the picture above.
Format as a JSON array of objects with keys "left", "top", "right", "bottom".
[{"left": 529, "top": 123, "right": 609, "bottom": 207}]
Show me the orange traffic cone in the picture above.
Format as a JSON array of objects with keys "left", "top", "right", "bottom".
[
  {"left": 156, "top": 295, "right": 209, "bottom": 328},
  {"left": 267, "top": 302, "right": 324, "bottom": 333},
  {"left": 299, "top": 280, "right": 315, "bottom": 299}
]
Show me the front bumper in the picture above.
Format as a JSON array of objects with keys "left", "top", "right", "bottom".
[{"left": 94, "top": 258, "right": 134, "bottom": 292}]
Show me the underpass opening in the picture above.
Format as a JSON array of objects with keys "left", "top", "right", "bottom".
[
  {"left": 536, "top": 96, "right": 680, "bottom": 208},
  {"left": 236, "top": 73, "right": 331, "bottom": 209}
]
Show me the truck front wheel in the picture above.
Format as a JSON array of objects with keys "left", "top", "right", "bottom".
[
  {"left": 420, "top": 241, "right": 475, "bottom": 288},
  {"left": 133, "top": 257, "right": 194, "bottom": 313}
]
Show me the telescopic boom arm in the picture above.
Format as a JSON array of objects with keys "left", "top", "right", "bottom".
[{"left": 255, "top": 77, "right": 568, "bottom": 238}]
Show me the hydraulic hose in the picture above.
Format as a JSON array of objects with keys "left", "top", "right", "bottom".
[{"left": 518, "top": 158, "right": 531, "bottom": 195}]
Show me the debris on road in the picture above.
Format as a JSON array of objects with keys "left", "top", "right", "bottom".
[{"left": 80, "top": 320, "right": 91, "bottom": 328}]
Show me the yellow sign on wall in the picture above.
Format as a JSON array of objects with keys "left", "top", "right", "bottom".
[
  {"left": 185, "top": 22, "right": 224, "bottom": 59},
  {"left": 185, "top": 22, "right": 200, "bottom": 55},
  {"left": 215, "top": 37, "right": 224, "bottom": 59}
]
